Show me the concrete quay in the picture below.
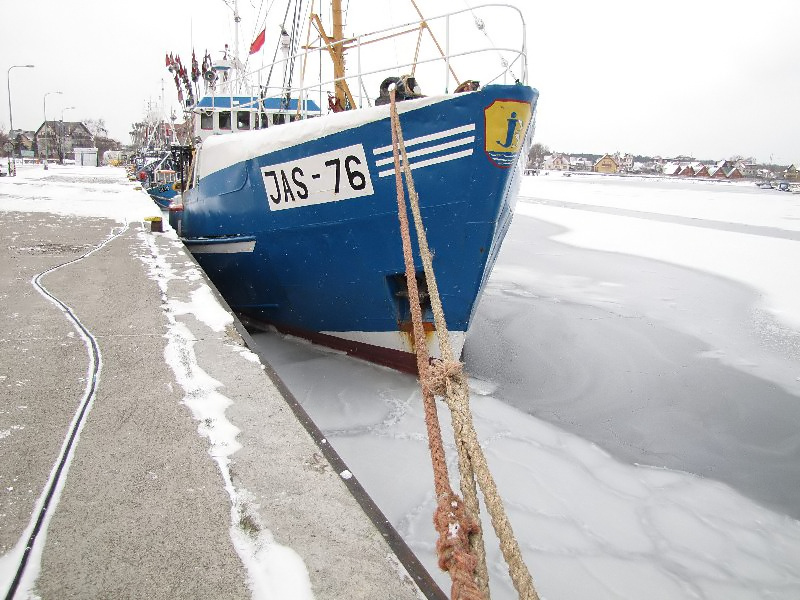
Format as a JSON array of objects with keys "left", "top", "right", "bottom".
[{"left": 0, "top": 166, "right": 440, "bottom": 599}]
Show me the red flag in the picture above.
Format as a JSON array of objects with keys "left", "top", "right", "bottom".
[
  {"left": 249, "top": 28, "right": 266, "bottom": 54},
  {"left": 174, "top": 74, "right": 183, "bottom": 103}
]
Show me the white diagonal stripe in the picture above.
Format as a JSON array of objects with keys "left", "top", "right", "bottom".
[
  {"left": 378, "top": 149, "right": 473, "bottom": 177},
  {"left": 374, "top": 136, "right": 475, "bottom": 167},
  {"left": 372, "top": 123, "right": 475, "bottom": 155}
]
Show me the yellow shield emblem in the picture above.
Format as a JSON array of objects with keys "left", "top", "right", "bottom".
[{"left": 484, "top": 100, "right": 531, "bottom": 168}]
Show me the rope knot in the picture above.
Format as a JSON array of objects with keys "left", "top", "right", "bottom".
[
  {"left": 434, "top": 492, "right": 484, "bottom": 600},
  {"left": 424, "top": 357, "right": 464, "bottom": 397}
]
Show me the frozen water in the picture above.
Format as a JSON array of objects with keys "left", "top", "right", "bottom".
[{"left": 251, "top": 173, "right": 800, "bottom": 599}]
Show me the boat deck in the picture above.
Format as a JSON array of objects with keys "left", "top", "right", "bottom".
[{"left": 0, "top": 166, "right": 442, "bottom": 599}]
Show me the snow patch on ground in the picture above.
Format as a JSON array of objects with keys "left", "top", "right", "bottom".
[
  {"left": 0, "top": 165, "right": 157, "bottom": 222},
  {"left": 137, "top": 230, "right": 314, "bottom": 599},
  {"left": 167, "top": 285, "right": 234, "bottom": 333}
]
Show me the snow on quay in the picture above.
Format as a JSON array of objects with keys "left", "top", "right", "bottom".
[{"left": 0, "top": 165, "right": 313, "bottom": 599}]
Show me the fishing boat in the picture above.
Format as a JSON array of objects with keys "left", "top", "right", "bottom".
[
  {"left": 146, "top": 168, "right": 181, "bottom": 209},
  {"left": 172, "top": 0, "right": 538, "bottom": 372}
]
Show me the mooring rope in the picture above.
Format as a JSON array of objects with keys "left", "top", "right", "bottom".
[
  {"left": 388, "top": 89, "right": 539, "bottom": 600},
  {"left": 388, "top": 89, "right": 484, "bottom": 600}
]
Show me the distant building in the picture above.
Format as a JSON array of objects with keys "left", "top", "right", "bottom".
[
  {"left": 35, "top": 121, "right": 93, "bottom": 162},
  {"left": 594, "top": 154, "right": 619, "bottom": 174},
  {"left": 9, "top": 129, "right": 36, "bottom": 158},
  {"left": 570, "top": 156, "right": 592, "bottom": 171},
  {"left": 662, "top": 162, "right": 681, "bottom": 176},
  {"left": 74, "top": 147, "right": 98, "bottom": 167},
  {"left": 708, "top": 165, "right": 728, "bottom": 178},
  {"left": 713, "top": 159, "right": 734, "bottom": 172},
  {"left": 549, "top": 153, "right": 571, "bottom": 171},
  {"left": 784, "top": 165, "right": 799, "bottom": 182},
  {"left": 616, "top": 153, "right": 634, "bottom": 172},
  {"left": 725, "top": 167, "right": 743, "bottom": 179},
  {"left": 736, "top": 162, "right": 758, "bottom": 178},
  {"left": 691, "top": 162, "right": 709, "bottom": 177},
  {"left": 677, "top": 164, "right": 695, "bottom": 177}
]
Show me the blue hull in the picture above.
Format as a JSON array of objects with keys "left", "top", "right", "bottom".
[
  {"left": 147, "top": 184, "right": 179, "bottom": 209},
  {"left": 182, "top": 84, "right": 538, "bottom": 369}
]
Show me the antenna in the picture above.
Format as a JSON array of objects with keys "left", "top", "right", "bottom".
[{"left": 234, "top": 0, "right": 241, "bottom": 70}]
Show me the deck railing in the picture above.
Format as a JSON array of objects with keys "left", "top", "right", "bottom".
[{"left": 197, "top": 3, "right": 528, "bottom": 121}]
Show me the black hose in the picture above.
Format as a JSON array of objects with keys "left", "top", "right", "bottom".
[{"left": 4, "top": 223, "right": 127, "bottom": 600}]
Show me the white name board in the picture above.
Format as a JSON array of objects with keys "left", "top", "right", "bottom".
[{"left": 261, "top": 144, "right": 374, "bottom": 211}]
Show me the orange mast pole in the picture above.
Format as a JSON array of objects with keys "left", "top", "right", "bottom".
[{"left": 331, "top": 0, "right": 348, "bottom": 108}]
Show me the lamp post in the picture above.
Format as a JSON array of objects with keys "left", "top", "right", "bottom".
[
  {"left": 42, "top": 91, "right": 62, "bottom": 170},
  {"left": 6, "top": 64, "right": 34, "bottom": 172}
]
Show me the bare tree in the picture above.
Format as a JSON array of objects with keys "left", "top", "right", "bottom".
[
  {"left": 527, "top": 142, "right": 549, "bottom": 169},
  {"left": 83, "top": 118, "right": 109, "bottom": 137}
]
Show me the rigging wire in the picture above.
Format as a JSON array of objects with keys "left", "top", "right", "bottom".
[
  {"left": 285, "top": 0, "right": 302, "bottom": 88},
  {"left": 284, "top": 0, "right": 309, "bottom": 106},
  {"left": 263, "top": 0, "right": 294, "bottom": 96},
  {"left": 250, "top": 0, "right": 268, "bottom": 45},
  {"left": 242, "top": 0, "right": 269, "bottom": 74},
  {"left": 219, "top": 0, "right": 236, "bottom": 59},
  {"left": 458, "top": 0, "right": 519, "bottom": 81}
]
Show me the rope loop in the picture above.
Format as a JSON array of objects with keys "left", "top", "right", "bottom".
[
  {"left": 434, "top": 492, "right": 484, "bottom": 600},
  {"left": 424, "top": 357, "right": 464, "bottom": 397}
]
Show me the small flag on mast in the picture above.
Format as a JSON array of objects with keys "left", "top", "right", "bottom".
[{"left": 249, "top": 28, "right": 266, "bottom": 54}]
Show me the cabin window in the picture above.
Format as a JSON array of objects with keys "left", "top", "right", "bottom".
[
  {"left": 260, "top": 113, "right": 269, "bottom": 129},
  {"left": 200, "top": 112, "right": 213, "bottom": 130},
  {"left": 218, "top": 111, "right": 231, "bottom": 130},
  {"left": 272, "top": 113, "right": 286, "bottom": 126},
  {"left": 236, "top": 111, "right": 251, "bottom": 130}
]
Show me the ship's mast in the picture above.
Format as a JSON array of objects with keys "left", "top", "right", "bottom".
[
  {"left": 331, "top": 0, "right": 346, "bottom": 108},
  {"left": 309, "top": 0, "right": 355, "bottom": 108}
]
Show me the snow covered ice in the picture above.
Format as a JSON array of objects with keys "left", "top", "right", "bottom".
[{"left": 252, "top": 172, "right": 800, "bottom": 599}]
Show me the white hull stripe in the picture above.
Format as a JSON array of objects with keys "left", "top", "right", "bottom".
[
  {"left": 374, "top": 136, "right": 475, "bottom": 168},
  {"left": 372, "top": 123, "right": 476, "bottom": 155},
  {"left": 378, "top": 149, "right": 473, "bottom": 178},
  {"left": 188, "top": 240, "right": 256, "bottom": 254},
  {"left": 321, "top": 329, "right": 467, "bottom": 358}
]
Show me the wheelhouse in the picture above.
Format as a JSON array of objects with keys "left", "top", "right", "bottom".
[{"left": 193, "top": 95, "right": 322, "bottom": 142}]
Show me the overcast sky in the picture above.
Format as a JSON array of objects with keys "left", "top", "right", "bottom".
[{"left": 1, "top": 0, "right": 797, "bottom": 165}]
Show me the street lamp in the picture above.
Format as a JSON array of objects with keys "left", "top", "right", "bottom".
[
  {"left": 6, "top": 64, "right": 34, "bottom": 169},
  {"left": 42, "top": 91, "right": 62, "bottom": 170}
]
